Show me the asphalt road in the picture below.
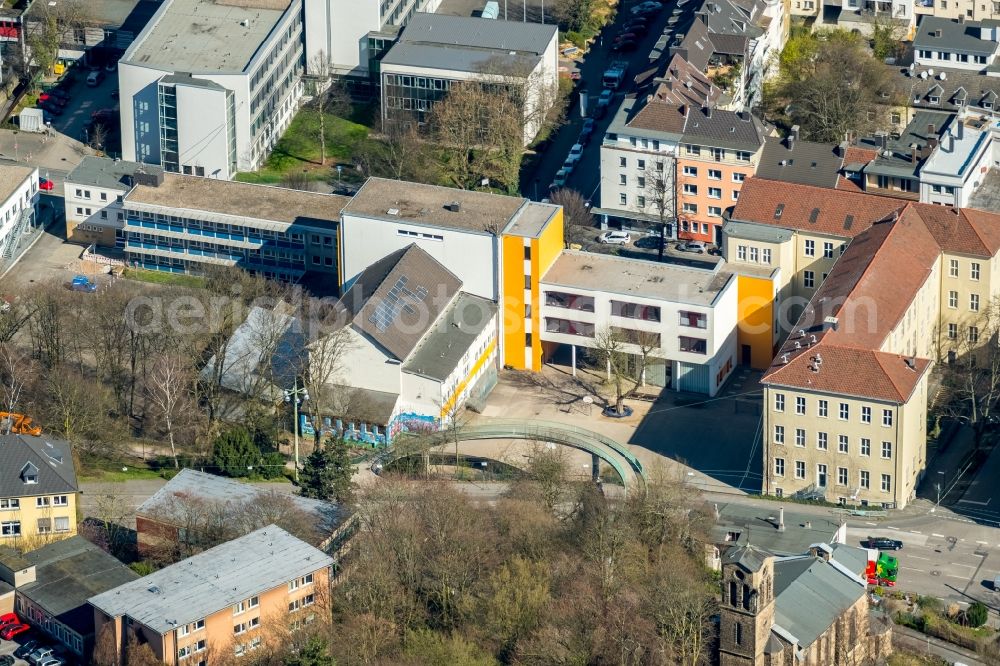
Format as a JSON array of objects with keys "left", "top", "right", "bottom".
[{"left": 520, "top": 0, "right": 689, "bottom": 203}]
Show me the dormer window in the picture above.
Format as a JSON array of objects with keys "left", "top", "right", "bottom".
[
  {"left": 929, "top": 96, "right": 940, "bottom": 104},
  {"left": 20, "top": 463, "right": 38, "bottom": 485}
]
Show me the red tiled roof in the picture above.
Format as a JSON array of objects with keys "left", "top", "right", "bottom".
[
  {"left": 731, "top": 178, "right": 905, "bottom": 238},
  {"left": 761, "top": 209, "right": 939, "bottom": 402},
  {"left": 911, "top": 204, "right": 1000, "bottom": 257},
  {"left": 763, "top": 344, "right": 931, "bottom": 403}
]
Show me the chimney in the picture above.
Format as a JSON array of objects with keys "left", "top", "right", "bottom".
[
  {"left": 928, "top": 122, "right": 936, "bottom": 135},
  {"left": 704, "top": 105, "right": 713, "bottom": 118},
  {"left": 791, "top": 124, "right": 800, "bottom": 141},
  {"left": 778, "top": 507, "right": 785, "bottom": 532},
  {"left": 713, "top": 503, "right": 720, "bottom": 520},
  {"left": 787, "top": 132, "right": 795, "bottom": 149},
  {"left": 948, "top": 134, "right": 955, "bottom": 152},
  {"left": 957, "top": 119, "right": 964, "bottom": 140},
  {"left": 911, "top": 146, "right": 919, "bottom": 163}
]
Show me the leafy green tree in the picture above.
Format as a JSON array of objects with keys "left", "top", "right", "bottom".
[
  {"left": 966, "top": 601, "right": 988, "bottom": 628},
  {"left": 286, "top": 636, "right": 336, "bottom": 666},
  {"left": 299, "top": 437, "right": 356, "bottom": 503},
  {"left": 210, "top": 428, "right": 261, "bottom": 477}
]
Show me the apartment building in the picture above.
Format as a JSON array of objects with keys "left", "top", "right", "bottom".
[
  {"left": 339, "top": 178, "right": 564, "bottom": 370},
  {"left": 816, "top": 0, "right": 915, "bottom": 35},
  {"left": 0, "top": 537, "right": 138, "bottom": 658},
  {"left": 119, "top": 0, "right": 306, "bottom": 179},
  {"left": 596, "top": 57, "right": 720, "bottom": 234},
  {"left": 0, "top": 435, "right": 78, "bottom": 550},
  {"left": 303, "top": 0, "right": 442, "bottom": 77},
  {"left": 539, "top": 251, "right": 738, "bottom": 395},
  {"left": 916, "top": 0, "right": 1000, "bottom": 20},
  {"left": 121, "top": 172, "right": 346, "bottom": 282},
  {"left": 913, "top": 16, "right": 1000, "bottom": 69},
  {"left": 63, "top": 157, "right": 163, "bottom": 247},
  {"left": 89, "top": 526, "right": 334, "bottom": 666},
  {"left": 378, "top": 14, "right": 559, "bottom": 144},
  {"left": 312, "top": 243, "right": 499, "bottom": 440},
  {"left": 725, "top": 177, "right": 1000, "bottom": 506},
  {"left": 676, "top": 106, "right": 767, "bottom": 244},
  {"left": 0, "top": 166, "right": 38, "bottom": 261}
]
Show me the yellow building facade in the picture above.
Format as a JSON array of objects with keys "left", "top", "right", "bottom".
[{"left": 0, "top": 435, "right": 79, "bottom": 551}]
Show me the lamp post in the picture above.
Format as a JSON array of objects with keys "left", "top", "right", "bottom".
[{"left": 283, "top": 379, "right": 310, "bottom": 482}]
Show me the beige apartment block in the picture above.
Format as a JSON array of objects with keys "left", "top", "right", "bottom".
[
  {"left": 89, "top": 526, "right": 333, "bottom": 666},
  {"left": 728, "top": 177, "right": 1000, "bottom": 507}
]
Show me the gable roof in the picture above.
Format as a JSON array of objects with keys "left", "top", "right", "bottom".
[
  {"left": 913, "top": 16, "right": 1000, "bottom": 57},
  {"left": 756, "top": 137, "right": 845, "bottom": 189},
  {"left": 340, "top": 244, "right": 462, "bottom": 361},
  {"left": 647, "top": 53, "right": 722, "bottom": 108},
  {"left": 771, "top": 554, "right": 866, "bottom": 649},
  {"left": 89, "top": 526, "right": 333, "bottom": 635},
  {"left": 762, "top": 211, "right": 938, "bottom": 402},
  {"left": 136, "top": 469, "right": 349, "bottom": 542},
  {"left": 730, "top": 177, "right": 904, "bottom": 239},
  {"left": 680, "top": 106, "right": 767, "bottom": 150},
  {"left": 0, "top": 435, "right": 77, "bottom": 497}
]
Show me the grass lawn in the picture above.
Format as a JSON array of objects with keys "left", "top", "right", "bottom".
[
  {"left": 236, "top": 107, "right": 370, "bottom": 184},
  {"left": 124, "top": 267, "right": 206, "bottom": 288},
  {"left": 79, "top": 466, "right": 164, "bottom": 483}
]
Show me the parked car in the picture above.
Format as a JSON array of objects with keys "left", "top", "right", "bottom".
[
  {"left": 866, "top": 536, "right": 903, "bottom": 550},
  {"left": 612, "top": 39, "right": 637, "bottom": 52},
  {"left": 37, "top": 93, "right": 66, "bottom": 107},
  {"left": 634, "top": 235, "right": 662, "bottom": 249},
  {"left": 561, "top": 158, "right": 576, "bottom": 175},
  {"left": 15, "top": 640, "right": 40, "bottom": 659},
  {"left": 677, "top": 241, "right": 707, "bottom": 253},
  {"left": 623, "top": 16, "right": 648, "bottom": 28},
  {"left": 631, "top": 1, "right": 663, "bottom": 14},
  {"left": 38, "top": 178, "right": 54, "bottom": 191},
  {"left": 86, "top": 70, "right": 103, "bottom": 87},
  {"left": 566, "top": 143, "right": 584, "bottom": 164},
  {"left": 615, "top": 32, "right": 638, "bottom": 43},
  {"left": 38, "top": 100, "right": 63, "bottom": 116},
  {"left": 0, "top": 655, "right": 14, "bottom": 666},
  {"left": 551, "top": 168, "right": 569, "bottom": 189},
  {"left": 1, "top": 623, "right": 30, "bottom": 640},
  {"left": 28, "top": 646, "right": 56, "bottom": 665},
  {"left": 579, "top": 118, "right": 595, "bottom": 142},
  {"left": 46, "top": 88, "right": 69, "bottom": 102},
  {"left": 599, "top": 230, "right": 632, "bottom": 245},
  {"left": 623, "top": 23, "right": 648, "bottom": 36},
  {"left": 597, "top": 89, "right": 614, "bottom": 109},
  {"left": 0, "top": 613, "right": 19, "bottom": 629},
  {"left": 104, "top": 60, "right": 117, "bottom": 72},
  {"left": 37, "top": 659, "right": 62, "bottom": 666}
]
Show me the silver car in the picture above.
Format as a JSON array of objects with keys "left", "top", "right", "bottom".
[{"left": 599, "top": 231, "right": 632, "bottom": 245}]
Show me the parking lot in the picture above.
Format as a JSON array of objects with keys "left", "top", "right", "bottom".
[
  {"left": 40, "top": 67, "right": 121, "bottom": 155},
  {"left": 0, "top": 629, "right": 73, "bottom": 665}
]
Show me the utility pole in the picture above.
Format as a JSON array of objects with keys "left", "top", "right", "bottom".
[{"left": 283, "top": 378, "right": 310, "bottom": 482}]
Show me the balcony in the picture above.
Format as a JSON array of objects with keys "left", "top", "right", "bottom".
[
  {"left": 545, "top": 318, "right": 594, "bottom": 338},
  {"left": 611, "top": 300, "right": 661, "bottom": 322}
]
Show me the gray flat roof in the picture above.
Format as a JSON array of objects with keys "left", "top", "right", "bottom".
[
  {"left": 125, "top": 175, "right": 348, "bottom": 227},
  {"left": 396, "top": 13, "right": 556, "bottom": 54},
  {"left": 123, "top": 0, "right": 293, "bottom": 73},
  {"left": 20, "top": 536, "right": 138, "bottom": 636},
  {"left": 89, "top": 525, "right": 333, "bottom": 634},
  {"left": 66, "top": 156, "right": 162, "bottom": 192},
  {"left": 541, "top": 251, "right": 733, "bottom": 306},
  {"left": 403, "top": 292, "right": 497, "bottom": 382},
  {"left": 344, "top": 177, "right": 527, "bottom": 233},
  {"left": 711, "top": 502, "right": 844, "bottom": 556},
  {"left": 381, "top": 43, "right": 541, "bottom": 74},
  {"left": 0, "top": 165, "right": 35, "bottom": 201},
  {"left": 504, "top": 202, "right": 559, "bottom": 238},
  {"left": 27, "top": 0, "right": 142, "bottom": 27}
]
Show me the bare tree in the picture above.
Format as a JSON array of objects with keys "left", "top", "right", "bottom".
[
  {"left": 646, "top": 158, "right": 676, "bottom": 260},
  {"left": 525, "top": 442, "right": 572, "bottom": 511},
  {"left": 305, "top": 52, "right": 352, "bottom": 166},
  {"left": 0, "top": 344, "right": 32, "bottom": 432},
  {"left": 301, "top": 318, "right": 355, "bottom": 448},
  {"left": 549, "top": 188, "right": 592, "bottom": 245},
  {"left": 939, "top": 298, "right": 1000, "bottom": 447},
  {"left": 590, "top": 327, "right": 660, "bottom": 415},
  {"left": 23, "top": 0, "right": 94, "bottom": 76},
  {"left": 88, "top": 123, "right": 107, "bottom": 152},
  {"left": 146, "top": 353, "right": 192, "bottom": 468}
]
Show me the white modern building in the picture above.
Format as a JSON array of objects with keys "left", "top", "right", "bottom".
[
  {"left": 63, "top": 157, "right": 163, "bottom": 248},
  {"left": 121, "top": 172, "right": 345, "bottom": 282},
  {"left": 118, "top": 0, "right": 306, "bottom": 180},
  {"left": 310, "top": 243, "right": 498, "bottom": 443},
  {"left": 378, "top": 13, "right": 559, "bottom": 144},
  {"left": 0, "top": 166, "right": 39, "bottom": 261},
  {"left": 303, "top": 0, "right": 442, "bottom": 77},
  {"left": 913, "top": 16, "right": 1000, "bottom": 71},
  {"left": 539, "top": 251, "right": 738, "bottom": 395},
  {"left": 919, "top": 112, "right": 993, "bottom": 207}
]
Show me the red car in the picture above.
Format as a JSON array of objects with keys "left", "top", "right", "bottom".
[
  {"left": 38, "top": 178, "right": 54, "bottom": 191},
  {"left": 0, "top": 613, "right": 18, "bottom": 629},
  {"left": 0, "top": 623, "right": 28, "bottom": 640},
  {"left": 37, "top": 93, "right": 67, "bottom": 107}
]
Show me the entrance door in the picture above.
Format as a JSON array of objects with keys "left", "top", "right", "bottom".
[
  {"left": 741, "top": 344, "right": 752, "bottom": 366},
  {"left": 817, "top": 464, "right": 828, "bottom": 488}
]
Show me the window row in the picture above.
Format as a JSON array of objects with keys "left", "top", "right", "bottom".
[
  {"left": 773, "top": 394, "right": 893, "bottom": 425},
  {"left": 946, "top": 259, "right": 980, "bottom": 280},
  {"left": 735, "top": 245, "right": 771, "bottom": 265},
  {"left": 683, "top": 145, "right": 753, "bottom": 162},
  {"left": 773, "top": 458, "right": 892, "bottom": 491},
  {"left": 682, "top": 166, "right": 746, "bottom": 182},
  {"left": 947, "top": 290, "right": 981, "bottom": 312},
  {"left": 803, "top": 239, "right": 844, "bottom": 258},
  {"left": 773, "top": 426, "right": 893, "bottom": 457}
]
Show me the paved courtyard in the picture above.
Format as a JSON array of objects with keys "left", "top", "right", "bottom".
[{"left": 475, "top": 363, "right": 764, "bottom": 493}]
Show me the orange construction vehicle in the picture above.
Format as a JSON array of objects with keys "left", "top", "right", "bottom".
[{"left": 0, "top": 413, "right": 41, "bottom": 436}]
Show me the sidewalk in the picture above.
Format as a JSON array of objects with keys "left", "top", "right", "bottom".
[{"left": 893, "top": 623, "right": 987, "bottom": 665}]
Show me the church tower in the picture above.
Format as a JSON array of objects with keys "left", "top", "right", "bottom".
[{"left": 719, "top": 546, "right": 776, "bottom": 666}]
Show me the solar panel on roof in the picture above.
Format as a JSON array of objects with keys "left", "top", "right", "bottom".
[{"left": 367, "top": 275, "right": 429, "bottom": 333}]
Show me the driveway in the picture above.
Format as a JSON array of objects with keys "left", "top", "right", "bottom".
[{"left": 48, "top": 69, "right": 120, "bottom": 152}]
